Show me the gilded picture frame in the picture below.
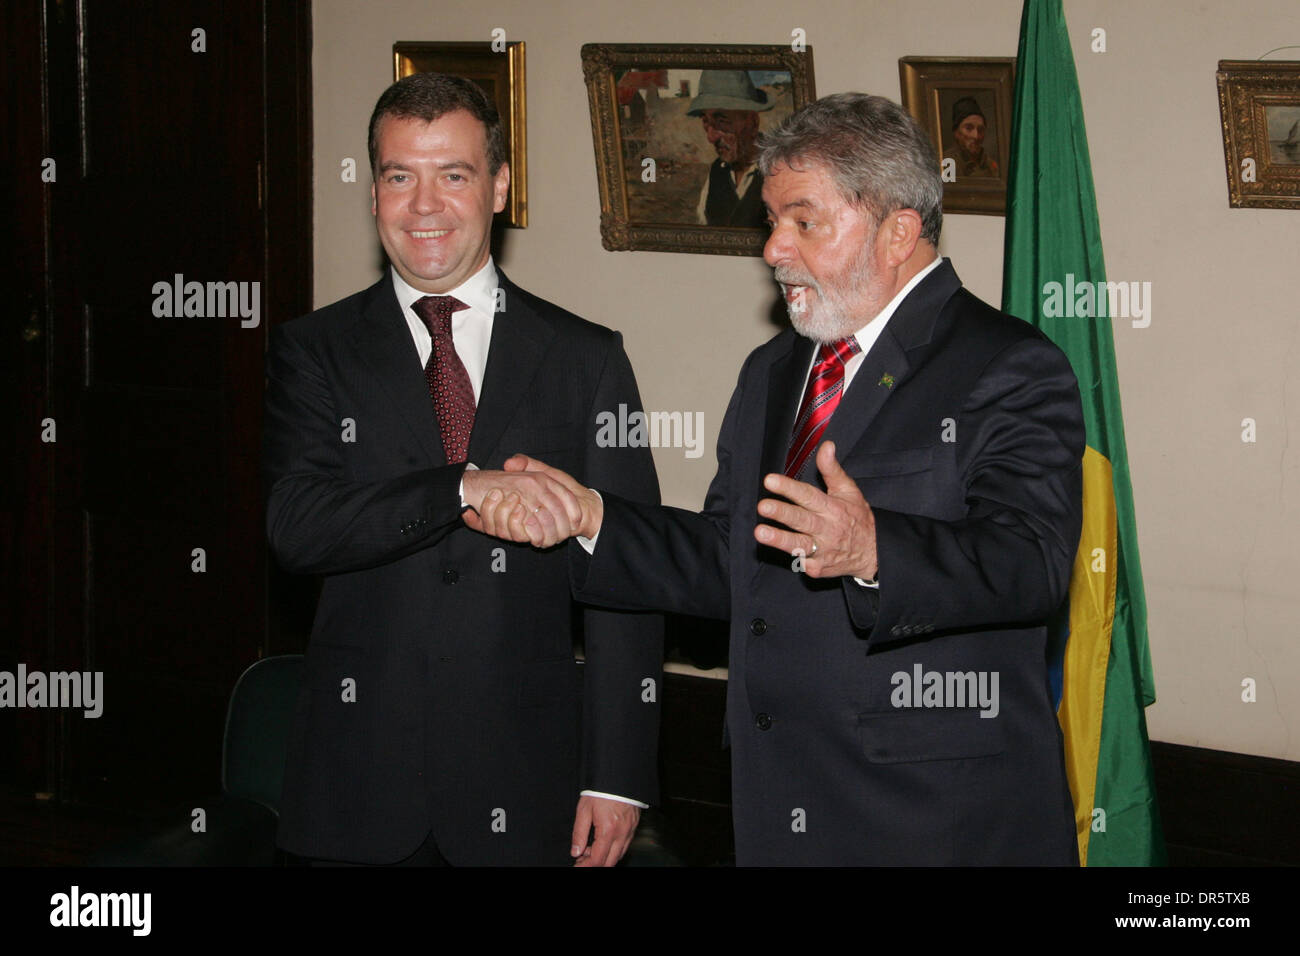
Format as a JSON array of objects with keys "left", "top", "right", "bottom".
[
  {"left": 899, "top": 56, "right": 1016, "bottom": 216},
  {"left": 1217, "top": 60, "right": 1300, "bottom": 210},
  {"left": 394, "top": 40, "right": 528, "bottom": 227}
]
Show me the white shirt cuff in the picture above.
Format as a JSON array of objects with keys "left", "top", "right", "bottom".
[
  {"left": 576, "top": 489, "right": 603, "bottom": 553},
  {"left": 457, "top": 462, "right": 479, "bottom": 508},
  {"left": 853, "top": 576, "right": 879, "bottom": 589},
  {"left": 581, "top": 789, "right": 649, "bottom": 809}
]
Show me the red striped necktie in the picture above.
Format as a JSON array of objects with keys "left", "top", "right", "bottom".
[
  {"left": 412, "top": 294, "right": 475, "bottom": 464},
  {"left": 784, "top": 336, "right": 862, "bottom": 478}
]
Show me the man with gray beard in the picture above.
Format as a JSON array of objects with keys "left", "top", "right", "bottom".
[{"left": 468, "top": 93, "right": 1085, "bottom": 865}]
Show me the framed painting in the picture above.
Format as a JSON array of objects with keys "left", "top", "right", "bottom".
[
  {"left": 1217, "top": 60, "right": 1300, "bottom": 209},
  {"left": 395, "top": 40, "right": 528, "bottom": 227},
  {"left": 581, "top": 43, "right": 816, "bottom": 255},
  {"left": 899, "top": 56, "right": 1015, "bottom": 216}
]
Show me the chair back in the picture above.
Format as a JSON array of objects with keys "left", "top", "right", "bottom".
[{"left": 222, "top": 654, "right": 303, "bottom": 814}]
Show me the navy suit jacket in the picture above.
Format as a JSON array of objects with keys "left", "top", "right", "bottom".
[
  {"left": 574, "top": 260, "right": 1083, "bottom": 865},
  {"left": 264, "top": 270, "right": 662, "bottom": 865}
]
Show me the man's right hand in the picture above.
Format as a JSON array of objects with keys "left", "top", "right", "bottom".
[{"left": 461, "top": 456, "right": 604, "bottom": 547}]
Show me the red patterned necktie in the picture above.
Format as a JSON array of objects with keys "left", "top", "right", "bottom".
[
  {"left": 412, "top": 294, "right": 475, "bottom": 464},
  {"left": 784, "top": 336, "right": 862, "bottom": 478}
]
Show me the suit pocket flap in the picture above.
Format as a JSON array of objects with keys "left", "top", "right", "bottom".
[
  {"left": 843, "top": 446, "right": 933, "bottom": 478},
  {"left": 858, "top": 708, "right": 1004, "bottom": 763}
]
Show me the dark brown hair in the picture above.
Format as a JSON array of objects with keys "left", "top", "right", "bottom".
[{"left": 367, "top": 72, "right": 506, "bottom": 176}]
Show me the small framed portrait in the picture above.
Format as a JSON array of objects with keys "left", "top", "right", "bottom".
[
  {"left": 898, "top": 57, "right": 1016, "bottom": 216},
  {"left": 1217, "top": 60, "right": 1300, "bottom": 209},
  {"left": 581, "top": 43, "right": 817, "bottom": 256},
  {"left": 394, "top": 41, "right": 528, "bottom": 227}
]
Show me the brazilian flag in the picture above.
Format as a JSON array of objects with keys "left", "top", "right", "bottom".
[{"left": 1001, "top": 0, "right": 1165, "bottom": 865}]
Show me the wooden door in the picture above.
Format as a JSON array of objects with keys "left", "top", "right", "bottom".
[{"left": 3, "top": 0, "right": 311, "bottom": 814}]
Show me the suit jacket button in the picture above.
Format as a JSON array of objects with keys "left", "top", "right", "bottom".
[
  {"left": 755, "top": 712, "right": 773, "bottom": 731},
  {"left": 442, "top": 569, "right": 459, "bottom": 585},
  {"left": 749, "top": 618, "right": 768, "bottom": 636}
]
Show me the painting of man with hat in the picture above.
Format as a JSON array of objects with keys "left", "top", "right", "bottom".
[
  {"left": 687, "top": 70, "right": 776, "bottom": 227},
  {"left": 600, "top": 56, "right": 805, "bottom": 244}
]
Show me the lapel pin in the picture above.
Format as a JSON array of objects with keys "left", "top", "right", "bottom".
[{"left": 878, "top": 373, "right": 896, "bottom": 389}]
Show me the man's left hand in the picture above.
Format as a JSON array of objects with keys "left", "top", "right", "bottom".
[
  {"left": 754, "top": 441, "right": 878, "bottom": 581},
  {"left": 570, "top": 794, "right": 641, "bottom": 867}
]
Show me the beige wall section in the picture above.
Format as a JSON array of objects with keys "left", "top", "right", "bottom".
[{"left": 312, "top": 1, "right": 1299, "bottom": 762}]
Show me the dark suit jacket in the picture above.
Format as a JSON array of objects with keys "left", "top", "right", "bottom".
[
  {"left": 574, "top": 260, "right": 1083, "bottom": 865},
  {"left": 263, "top": 269, "right": 662, "bottom": 865}
]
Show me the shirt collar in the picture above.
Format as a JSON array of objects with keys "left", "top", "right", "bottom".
[
  {"left": 390, "top": 257, "right": 500, "bottom": 318},
  {"left": 847, "top": 255, "right": 943, "bottom": 355},
  {"left": 721, "top": 161, "right": 759, "bottom": 182}
]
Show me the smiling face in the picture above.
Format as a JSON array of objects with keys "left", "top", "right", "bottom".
[
  {"left": 953, "top": 114, "right": 986, "bottom": 156},
  {"left": 700, "top": 109, "right": 760, "bottom": 167},
  {"left": 371, "top": 110, "right": 509, "bottom": 294},
  {"left": 761, "top": 160, "right": 895, "bottom": 343}
]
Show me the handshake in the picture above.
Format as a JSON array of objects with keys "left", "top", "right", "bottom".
[
  {"left": 461, "top": 442, "right": 881, "bottom": 584},
  {"left": 461, "top": 454, "right": 603, "bottom": 549}
]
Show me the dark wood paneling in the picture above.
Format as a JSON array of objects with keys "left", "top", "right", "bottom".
[
  {"left": 9, "top": 0, "right": 312, "bottom": 814},
  {"left": 659, "top": 671, "right": 734, "bottom": 866},
  {"left": 262, "top": 0, "right": 315, "bottom": 658},
  {"left": 1, "top": 0, "right": 55, "bottom": 792},
  {"left": 1151, "top": 741, "right": 1300, "bottom": 866}
]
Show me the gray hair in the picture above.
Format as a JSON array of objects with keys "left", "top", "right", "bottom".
[{"left": 757, "top": 92, "right": 943, "bottom": 244}]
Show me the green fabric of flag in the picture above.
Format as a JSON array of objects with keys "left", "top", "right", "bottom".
[{"left": 1000, "top": 0, "right": 1165, "bottom": 866}]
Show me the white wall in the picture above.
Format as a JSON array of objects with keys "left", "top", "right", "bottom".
[{"left": 312, "top": 0, "right": 1300, "bottom": 762}]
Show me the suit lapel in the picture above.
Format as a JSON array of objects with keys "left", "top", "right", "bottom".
[
  {"left": 466, "top": 270, "right": 555, "bottom": 465},
  {"left": 813, "top": 334, "right": 911, "bottom": 481},
  {"left": 347, "top": 277, "right": 446, "bottom": 464},
  {"left": 758, "top": 332, "right": 815, "bottom": 480},
  {"left": 750, "top": 333, "right": 813, "bottom": 583}
]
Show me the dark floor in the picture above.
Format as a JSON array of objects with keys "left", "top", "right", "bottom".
[
  {"left": 0, "top": 785, "right": 728, "bottom": 867},
  {"left": 3, "top": 736, "right": 1297, "bottom": 866},
  {"left": 0, "top": 785, "right": 146, "bottom": 865}
]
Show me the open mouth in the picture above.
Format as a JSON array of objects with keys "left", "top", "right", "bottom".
[{"left": 409, "top": 229, "right": 450, "bottom": 239}]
